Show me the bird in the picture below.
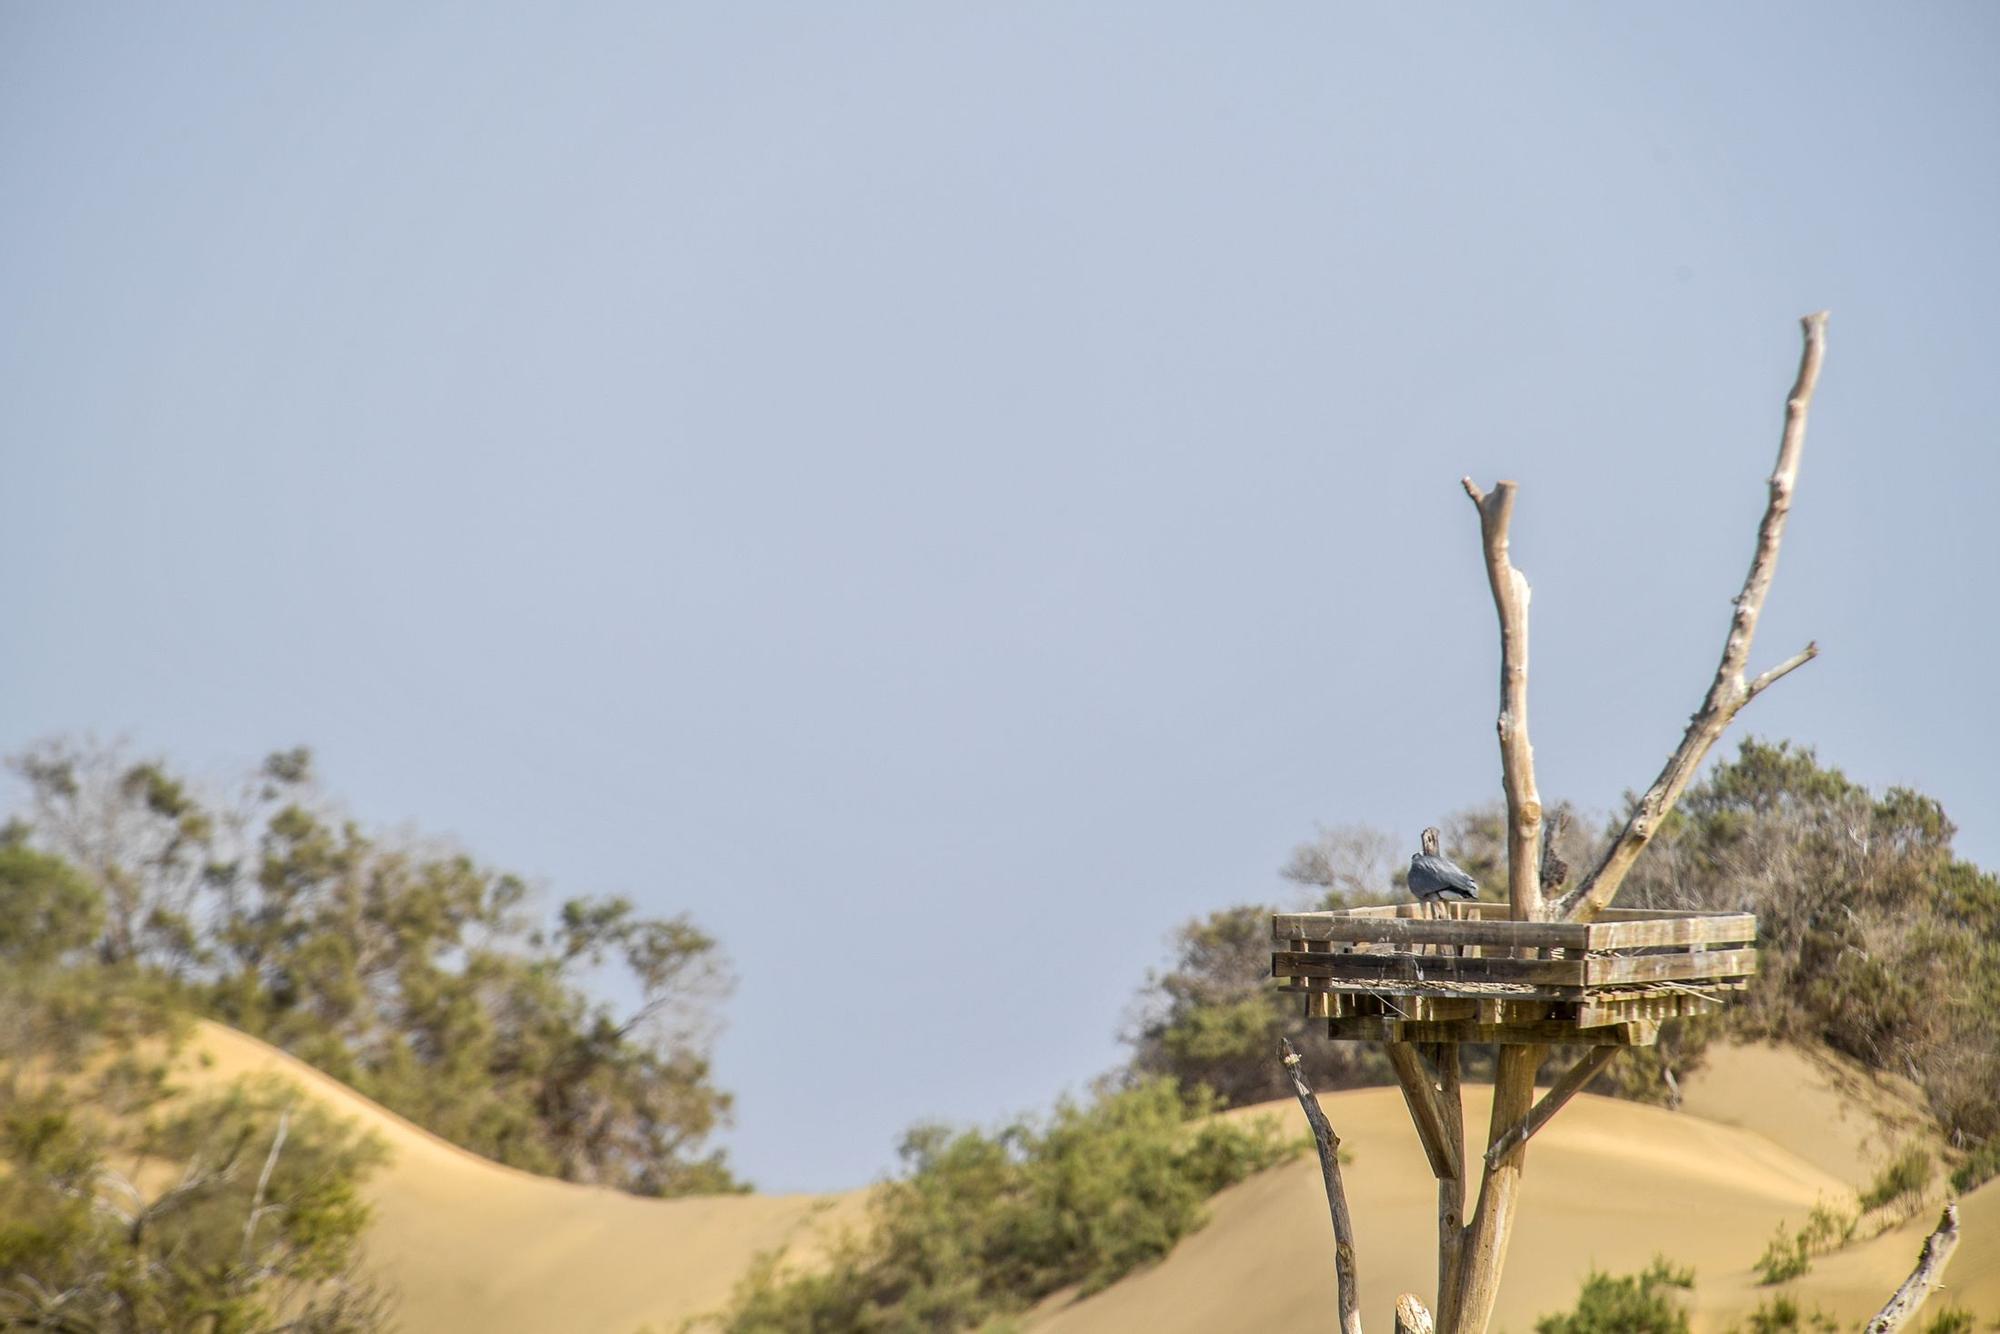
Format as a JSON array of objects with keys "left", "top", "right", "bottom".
[{"left": 1408, "top": 826, "right": 1479, "bottom": 919}]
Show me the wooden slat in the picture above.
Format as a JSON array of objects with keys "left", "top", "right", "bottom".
[
  {"left": 1574, "top": 990, "right": 1729, "bottom": 1028},
  {"left": 1584, "top": 947, "right": 1758, "bottom": 986},
  {"left": 1274, "top": 950, "right": 1588, "bottom": 988},
  {"left": 1584, "top": 913, "right": 1757, "bottom": 950},
  {"left": 1593, "top": 907, "right": 1742, "bottom": 920},
  {"left": 1272, "top": 913, "right": 1589, "bottom": 950},
  {"left": 1323, "top": 1016, "right": 1660, "bottom": 1046}
]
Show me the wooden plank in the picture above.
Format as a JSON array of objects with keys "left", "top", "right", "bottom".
[
  {"left": 1584, "top": 947, "right": 1758, "bottom": 986},
  {"left": 1323, "top": 1016, "right": 1659, "bottom": 1046},
  {"left": 1585, "top": 913, "right": 1757, "bottom": 950},
  {"left": 1483, "top": 1045, "right": 1622, "bottom": 1167},
  {"left": 1272, "top": 913, "right": 1588, "bottom": 950},
  {"left": 1277, "top": 980, "right": 1574, "bottom": 1003},
  {"left": 1273, "top": 951, "right": 1588, "bottom": 987},
  {"left": 1385, "top": 1043, "right": 1461, "bottom": 1181},
  {"left": 1593, "top": 907, "right": 1741, "bottom": 920},
  {"left": 1574, "top": 990, "right": 1728, "bottom": 1028}
]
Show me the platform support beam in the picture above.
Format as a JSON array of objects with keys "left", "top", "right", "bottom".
[{"left": 1482, "top": 1045, "right": 1622, "bottom": 1170}]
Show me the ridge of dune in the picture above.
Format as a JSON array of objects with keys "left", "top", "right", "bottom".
[
  {"left": 176, "top": 1024, "right": 1993, "bottom": 1331},
  {"left": 182, "top": 1021, "right": 871, "bottom": 1334}
]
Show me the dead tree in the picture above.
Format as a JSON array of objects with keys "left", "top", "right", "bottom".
[{"left": 1275, "top": 313, "right": 1830, "bottom": 1333}]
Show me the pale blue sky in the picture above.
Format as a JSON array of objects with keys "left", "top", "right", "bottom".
[{"left": 4, "top": 4, "right": 1996, "bottom": 1191}]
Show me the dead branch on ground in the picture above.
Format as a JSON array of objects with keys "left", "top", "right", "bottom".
[{"left": 1866, "top": 1202, "right": 1961, "bottom": 1334}]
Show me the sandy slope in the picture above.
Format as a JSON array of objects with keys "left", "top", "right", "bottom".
[
  {"left": 181, "top": 1022, "right": 1996, "bottom": 1332},
  {"left": 185, "top": 1022, "right": 869, "bottom": 1334}
]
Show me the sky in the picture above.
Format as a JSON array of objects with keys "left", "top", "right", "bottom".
[{"left": 3, "top": 3, "right": 1997, "bottom": 1192}]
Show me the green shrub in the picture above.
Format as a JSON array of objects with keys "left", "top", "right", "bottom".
[
  {"left": 1861, "top": 1144, "right": 1934, "bottom": 1216},
  {"left": 1949, "top": 1138, "right": 2000, "bottom": 1193},
  {"left": 1729, "top": 1295, "right": 1839, "bottom": 1332},
  {"left": 0, "top": 1073, "right": 390, "bottom": 1330},
  {"left": 1754, "top": 1222, "right": 1811, "bottom": 1284},
  {"left": 1921, "top": 1309, "right": 1978, "bottom": 1334},
  {"left": 1534, "top": 1256, "right": 1694, "bottom": 1334},
  {"left": 1798, "top": 1200, "right": 1856, "bottom": 1252},
  {"left": 717, "top": 1079, "right": 1298, "bottom": 1333}
]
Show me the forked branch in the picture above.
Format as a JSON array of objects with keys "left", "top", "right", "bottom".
[
  {"left": 1281, "top": 1040, "right": 1364, "bottom": 1334},
  {"left": 1559, "top": 312, "right": 1829, "bottom": 922},
  {"left": 1460, "top": 479, "right": 1543, "bottom": 921}
]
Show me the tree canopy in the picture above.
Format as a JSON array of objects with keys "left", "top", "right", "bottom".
[{"left": 5, "top": 738, "right": 743, "bottom": 1197}]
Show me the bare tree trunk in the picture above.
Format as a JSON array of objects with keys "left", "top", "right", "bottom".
[
  {"left": 1282, "top": 1040, "right": 1364, "bottom": 1334},
  {"left": 1433, "top": 1045, "right": 1466, "bottom": 1326},
  {"left": 1560, "top": 312, "right": 1828, "bottom": 921},
  {"left": 1445, "top": 1043, "right": 1545, "bottom": 1334},
  {"left": 1461, "top": 479, "right": 1543, "bottom": 921},
  {"left": 1866, "top": 1203, "right": 1961, "bottom": 1334}
]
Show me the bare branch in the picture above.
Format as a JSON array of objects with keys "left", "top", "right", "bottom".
[
  {"left": 1483, "top": 1045, "right": 1621, "bottom": 1169},
  {"left": 1461, "top": 477, "right": 1544, "bottom": 920},
  {"left": 1746, "top": 641, "right": 1819, "bottom": 702},
  {"left": 1866, "top": 1203, "right": 1961, "bottom": 1333},
  {"left": 242, "top": 1107, "right": 291, "bottom": 1260},
  {"left": 1281, "top": 1039, "right": 1364, "bottom": 1334},
  {"left": 1560, "top": 312, "right": 1828, "bottom": 922}
]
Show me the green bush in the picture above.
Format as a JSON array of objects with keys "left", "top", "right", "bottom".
[
  {"left": 0, "top": 1073, "right": 390, "bottom": 1331},
  {"left": 717, "top": 1079, "right": 1298, "bottom": 1333},
  {"left": 1534, "top": 1256, "right": 1694, "bottom": 1334}
]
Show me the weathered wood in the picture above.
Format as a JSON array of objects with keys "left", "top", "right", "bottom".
[
  {"left": 1462, "top": 476, "right": 1544, "bottom": 924},
  {"left": 1323, "top": 1016, "right": 1660, "bottom": 1046},
  {"left": 1574, "top": 989, "right": 1729, "bottom": 1029},
  {"left": 1433, "top": 1044, "right": 1466, "bottom": 1327},
  {"left": 1865, "top": 1202, "right": 1960, "bottom": 1333},
  {"left": 1280, "top": 1040, "right": 1364, "bottom": 1334},
  {"left": 1386, "top": 1043, "right": 1461, "bottom": 1181},
  {"left": 1273, "top": 913, "right": 1589, "bottom": 950},
  {"left": 1275, "top": 950, "right": 1589, "bottom": 988},
  {"left": 1448, "top": 1043, "right": 1545, "bottom": 1333},
  {"left": 1483, "top": 1045, "right": 1621, "bottom": 1169},
  {"left": 1396, "top": 1293, "right": 1437, "bottom": 1334},
  {"left": 1583, "top": 913, "right": 1757, "bottom": 950},
  {"left": 1585, "top": 947, "right": 1757, "bottom": 986},
  {"left": 1561, "top": 313, "right": 1828, "bottom": 922}
]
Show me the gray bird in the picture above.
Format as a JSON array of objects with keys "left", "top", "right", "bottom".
[{"left": 1408, "top": 826, "right": 1479, "bottom": 916}]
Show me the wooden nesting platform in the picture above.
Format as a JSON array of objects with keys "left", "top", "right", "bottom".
[{"left": 1272, "top": 903, "right": 1756, "bottom": 1046}]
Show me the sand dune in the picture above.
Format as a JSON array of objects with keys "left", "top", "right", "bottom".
[
  {"left": 185, "top": 1022, "right": 870, "bottom": 1334},
  {"left": 181, "top": 1022, "right": 1996, "bottom": 1331}
]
